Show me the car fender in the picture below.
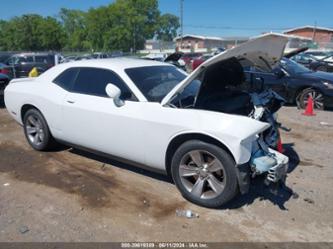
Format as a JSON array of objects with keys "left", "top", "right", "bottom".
[{"left": 166, "top": 112, "right": 270, "bottom": 166}]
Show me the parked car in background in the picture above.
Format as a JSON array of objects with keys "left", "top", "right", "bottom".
[
  {"left": 109, "top": 51, "right": 123, "bottom": 58},
  {"left": 181, "top": 52, "right": 203, "bottom": 64},
  {"left": 213, "top": 47, "right": 226, "bottom": 55},
  {"left": 0, "top": 73, "right": 10, "bottom": 97},
  {"left": 291, "top": 53, "right": 327, "bottom": 71},
  {"left": 292, "top": 53, "right": 333, "bottom": 72},
  {"left": 0, "top": 52, "right": 15, "bottom": 63},
  {"left": 142, "top": 53, "right": 166, "bottom": 61},
  {"left": 4, "top": 34, "right": 289, "bottom": 208},
  {"left": 191, "top": 54, "right": 213, "bottom": 71},
  {"left": 304, "top": 50, "right": 333, "bottom": 60},
  {"left": 0, "top": 63, "right": 13, "bottom": 78},
  {"left": 246, "top": 57, "right": 333, "bottom": 110},
  {"left": 5, "top": 53, "right": 60, "bottom": 78},
  {"left": 164, "top": 52, "right": 186, "bottom": 71},
  {"left": 91, "top": 52, "right": 109, "bottom": 59},
  {"left": 75, "top": 54, "right": 94, "bottom": 61}
]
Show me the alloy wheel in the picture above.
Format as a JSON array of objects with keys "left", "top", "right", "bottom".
[
  {"left": 25, "top": 114, "right": 45, "bottom": 146},
  {"left": 302, "top": 90, "right": 324, "bottom": 110},
  {"left": 179, "top": 150, "right": 226, "bottom": 199}
]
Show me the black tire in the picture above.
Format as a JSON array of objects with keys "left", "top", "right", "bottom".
[
  {"left": 171, "top": 140, "right": 239, "bottom": 208},
  {"left": 23, "top": 108, "right": 58, "bottom": 151},
  {"left": 297, "top": 88, "right": 324, "bottom": 110}
]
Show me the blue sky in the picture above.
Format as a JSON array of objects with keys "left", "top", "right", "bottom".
[{"left": 1, "top": 0, "right": 332, "bottom": 37}]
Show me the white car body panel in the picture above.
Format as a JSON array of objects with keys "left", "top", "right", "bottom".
[{"left": 4, "top": 34, "right": 287, "bottom": 172}]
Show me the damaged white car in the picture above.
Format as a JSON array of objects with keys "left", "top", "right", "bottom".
[{"left": 4, "top": 34, "right": 289, "bottom": 208}]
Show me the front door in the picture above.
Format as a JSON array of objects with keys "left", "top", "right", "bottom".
[{"left": 61, "top": 67, "right": 145, "bottom": 164}]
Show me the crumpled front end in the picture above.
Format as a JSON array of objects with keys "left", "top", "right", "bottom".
[
  {"left": 244, "top": 88, "right": 289, "bottom": 184},
  {"left": 250, "top": 135, "right": 289, "bottom": 183}
]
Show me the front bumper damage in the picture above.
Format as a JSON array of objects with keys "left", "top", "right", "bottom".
[
  {"left": 236, "top": 131, "right": 289, "bottom": 194},
  {"left": 265, "top": 148, "right": 288, "bottom": 182},
  {"left": 236, "top": 146, "right": 288, "bottom": 195},
  {"left": 250, "top": 136, "right": 289, "bottom": 183}
]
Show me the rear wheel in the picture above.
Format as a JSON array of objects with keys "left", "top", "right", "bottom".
[
  {"left": 23, "top": 109, "right": 58, "bottom": 151},
  {"left": 297, "top": 88, "right": 324, "bottom": 110},
  {"left": 171, "top": 140, "right": 238, "bottom": 208}
]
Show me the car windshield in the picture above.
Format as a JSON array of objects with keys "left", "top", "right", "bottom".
[
  {"left": 280, "top": 58, "right": 311, "bottom": 74},
  {"left": 125, "top": 66, "right": 187, "bottom": 102}
]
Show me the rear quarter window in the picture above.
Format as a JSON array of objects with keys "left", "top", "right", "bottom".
[{"left": 53, "top": 68, "right": 79, "bottom": 91}]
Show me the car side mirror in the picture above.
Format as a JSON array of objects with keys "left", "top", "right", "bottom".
[
  {"left": 105, "top": 83, "right": 124, "bottom": 107},
  {"left": 274, "top": 69, "right": 285, "bottom": 79}
]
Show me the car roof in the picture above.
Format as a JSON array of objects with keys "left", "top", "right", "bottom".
[
  {"left": 37, "top": 57, "right": 174, "bottom": 84},
  {"left": 12, "top": 53, "right": 54, "bottom": 57},
  {"left": 60, "top": 57, "right": 170, "bottom": 70}
]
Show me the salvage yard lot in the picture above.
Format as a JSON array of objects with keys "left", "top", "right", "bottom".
[{"left": 0, "top": 103, "right": 333, "bottom": 242}]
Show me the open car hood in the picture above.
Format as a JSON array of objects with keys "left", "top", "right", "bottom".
[{"left": 161, "top": 33, "right": 288, "bottom": 106}]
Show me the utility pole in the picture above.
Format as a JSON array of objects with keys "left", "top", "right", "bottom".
[
  {"left": 180, "top": 0, "right": 184, "bottom": 51},
  {"left": 312, "top": 21, "right": 317, "bottom": 42}
]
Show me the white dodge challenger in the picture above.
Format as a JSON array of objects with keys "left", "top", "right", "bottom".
[{"left": 4, "top": 34, "right": 289, "bottom": 208}]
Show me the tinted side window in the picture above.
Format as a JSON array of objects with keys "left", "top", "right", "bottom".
[
  {"left": 53, "top": 68, "right": 79, "bottom": 91},
  {"left": 25, "top": 56, "right": 34, "bottom": 63},
  {"left": 73, "top": 68, "right": 135, "bottom": 100},
  {"left": 16, "top": 57, "right": 27, "bottom": 63}
]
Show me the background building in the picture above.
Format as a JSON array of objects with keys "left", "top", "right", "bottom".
[
  {"left": 174, "top": 34, "right": 249, "bottom": 52},
  {"left": 284, "top": 26, "right": 333, "bottom": 48},
  {"left": 174, "top": 35, "right": 224, "bottom": 51}
]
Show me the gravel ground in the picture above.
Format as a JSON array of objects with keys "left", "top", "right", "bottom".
[{"left": 0, "top": 102, "right": 333, "bottom": 242}]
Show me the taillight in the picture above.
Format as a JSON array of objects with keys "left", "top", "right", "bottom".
[{"left": 0, "top": 68, "right": 9, "bottom": 75}]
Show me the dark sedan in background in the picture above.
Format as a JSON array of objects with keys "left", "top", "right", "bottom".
[
  {"left": 291, "top": 53, "right": 333, "bottom": 72},
  {"left": 0, "top": 73, "right": 10, "bottom": 98},
  {"left": 246, "top": 58, "right": 333, "bottom": 110},
  {"left": 4, "top": 53, "right": 59, "bottom": 78},
  {"left": 0, "top": 63, "right": 12, "bottom": 77}
]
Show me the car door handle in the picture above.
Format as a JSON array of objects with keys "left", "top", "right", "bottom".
[{"left": 66, "top": 100, "right": 75, "bottom": 104}]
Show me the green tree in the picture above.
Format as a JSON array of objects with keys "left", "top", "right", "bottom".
[
  {"left": 39, "top": 17, "right": 66, "bottom": 50},
  {"left": 0, "top": 20, "right": 7, "bottom": 50},
  {"left": 59, "top": 8, "right": 88, "bottom": 51},
  {"left": 85, "top": 6, "right": 111, "bottom": 51},
  {"left": 0, "top": 15, "right": 65, "bottom": 51},
  {"left": 156, "top": 13, "right": 180, "bottom": 41},
  {"left": 0, "top": 1, "right": 179, "bottom": 52},
  {"left": 104, "top": 0, "right": 160, "bottom": 52}
]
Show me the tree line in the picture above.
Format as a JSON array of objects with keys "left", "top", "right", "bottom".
[{"left": 0, "top": 0, "right": 179, "bottom": 52}]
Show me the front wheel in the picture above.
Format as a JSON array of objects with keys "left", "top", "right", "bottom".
[
  {"left": 171, "top": 140, "right": 239, "bottom": 208},
  {"left": 297, "top": 88, "right": 324, "bottom": 110}
]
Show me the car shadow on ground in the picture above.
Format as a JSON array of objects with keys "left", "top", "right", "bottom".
[
  {"left": 69, "top": 148, "right": 173, "bottom": 184},
  {"left": 222, "top": 143, "right": 300, "bottom": 211}
]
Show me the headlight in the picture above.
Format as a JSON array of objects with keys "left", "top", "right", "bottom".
[{"left": 322, "top": 81, "right": 333, "bottom": 89}]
